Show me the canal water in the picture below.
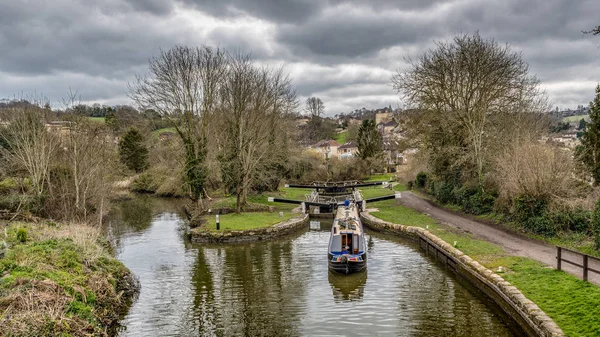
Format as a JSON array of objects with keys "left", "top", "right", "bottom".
[{"left": 108, "top": 197, "right": 524, "bottom": 337}]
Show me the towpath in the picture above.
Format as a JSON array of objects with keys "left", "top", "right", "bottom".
[{"left": 399, "top": 191, "right": 600, "bottom": 285}]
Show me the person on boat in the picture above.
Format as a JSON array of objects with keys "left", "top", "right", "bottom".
[
  {"left": 344, "top": 198, "right": 350, "bottom": 208},
  {"left": 342, "top": 245, "right": 349, "bottom": 254}
]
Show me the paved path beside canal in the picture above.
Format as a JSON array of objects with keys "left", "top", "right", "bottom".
[{"left": 400, "top": 191, "right": 600, "bottom": 285}]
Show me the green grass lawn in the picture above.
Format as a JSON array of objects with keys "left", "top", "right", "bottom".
[
  {"left": 334, "top": 131, "right": 348, "bottom": 144},
  {"left": 368, "top": 200, "right": 600, "bottom": 337},
  {"left": 203, "top": 187, "right": 313, "bottom": 231},
  {"left": 204, "top": 211, "right": 295, "bottom": 231},
  {"left": 562, "top": 114, "right": 589, "bottom": 123},
  {"left": 365, "top": 173, "right": 396, "bottom": 182},
  {"left": 88, "top": 117, "right": 105, "bottom": 123}
]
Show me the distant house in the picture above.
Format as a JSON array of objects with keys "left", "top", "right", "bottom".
[
  {"left": 375, "top": 111, "right": 392, "bottom": 125},
  {"left": 159, "top": 131, "right": 175, "bottom": 141},
  {"left": 45, "top": 121, "right": 71, "bottom": 137},
  {"left": 295, "top": 116, "right": 310, "bottom": 127},
  {"left": 311, "top": 139, "right": 341, "bottom": 159},
  {"left": 338, "top": 141, "right": 358, "bottom": 159},
  {"left": 347, "top": 117, "right": 362, "bottom": 126},
  {"left": 379, "top": 120, "right": 398, "bottom": 135}
]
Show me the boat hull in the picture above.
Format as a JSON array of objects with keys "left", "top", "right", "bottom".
[{"left": 328, "top": 253, "right": 367, "bottom": 274}]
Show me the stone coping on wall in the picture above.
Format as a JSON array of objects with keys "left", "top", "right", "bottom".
[
  {"left": 360, "top": 211, "right": 564, "bottom": 337},
  {"left": 190, "top": 214, "right": 309, "bottom": 244}
]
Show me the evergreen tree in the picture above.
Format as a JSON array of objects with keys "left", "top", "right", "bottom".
[
  {"left": 578, "top": 118, "right": 587, "bottom": 130},
  {"left": 576, "top": 84, "right": 600, "bottom": 184},
  {"left": 357, "top": 119, "right": 383, "bottom": 160},
  {"left": 119, "top": 127, "right": 148, "bottom": 173}
]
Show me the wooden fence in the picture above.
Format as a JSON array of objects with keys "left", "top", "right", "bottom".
[{"left": 556, "top": 246, "right": 600, "bottom": 282}]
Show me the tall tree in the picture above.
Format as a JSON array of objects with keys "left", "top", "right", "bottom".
[
  {"left": 119, "top": 127, "right": 149, "bottom": 173},
  {"left": 392, "top": 33, "right": 548, "bottom": 185},
  {"left": 356, "top": 119, "right": 383, "bottom": 160},
  {"left": 129, "top": 46, "right": 227, "bottom": 209},
  {"left": 579, "top": 118, "right": 587, "bottom": 131},
  {"left": 218, "top": 55, "right": 296, "bottom": 213},
  {"left": 576, "top": 84, "right": 600, "bottom": 184},
  {"left": 305, "top": 97, "right": 324, "bottom": 117}
]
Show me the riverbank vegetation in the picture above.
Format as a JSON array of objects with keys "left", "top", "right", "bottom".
[
  {"left": 393, "top": 33, "right": 600, "bottom": 256},
  {"left": 0, "top": 222, "right": 138, "bottom": 336}
]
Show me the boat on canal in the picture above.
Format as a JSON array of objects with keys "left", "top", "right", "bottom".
[
  {"left": 269, "top": 180, "right": 400, "bottom": 275},
  {"left": 328, "top": 203, "right": 367, "bottom": 274}
]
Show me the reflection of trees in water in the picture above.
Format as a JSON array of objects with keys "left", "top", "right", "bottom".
[
  {"left": 190, "top": 240, "right": 306, "bottom": 336},
  {"left": 108, "top": 196, "right": 187, "bottom": 239},
  {"left": 394, "top": 261, "right": 520, "bottom": 337},
  {"left": 328, "top": 270, "right": 367, "bottom": 302},
  {"left": 189, "top": 247, "right": 222, "bottom": 337}
]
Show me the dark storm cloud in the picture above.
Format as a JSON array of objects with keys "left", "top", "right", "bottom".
[{"left": 0, "top": 0, "right": 599, "bottom": 111}]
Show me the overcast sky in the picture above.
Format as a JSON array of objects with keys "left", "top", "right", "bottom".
[{"left": 1, "top": 0, "right": 599, "bottom": 115}]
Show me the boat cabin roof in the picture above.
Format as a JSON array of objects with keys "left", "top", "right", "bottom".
[{"left": 333, "top": 206, "right": 363, "bottom": 235}]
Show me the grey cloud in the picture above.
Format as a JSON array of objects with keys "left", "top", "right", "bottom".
[
  {"left": 182, "top": 0, "right": 323, "bottom": 23},
  {"left": 1, "top": 0, "right": 599, "bottom": 112}
]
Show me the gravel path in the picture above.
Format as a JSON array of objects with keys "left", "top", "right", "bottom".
[{"left": 400, "top": 191, "right": 599, "bottom": 284}]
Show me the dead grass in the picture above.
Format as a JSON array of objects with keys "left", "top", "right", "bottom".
[{"left": 0, "top": 222, "right": 138, "bottom": 336}]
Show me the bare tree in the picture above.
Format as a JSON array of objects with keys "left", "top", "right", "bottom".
[
  {"left": 218, "top": 54, "right": 297, "bottom": 212},
  {"left": 305, "top": 97, "right": 325, "bottom": 117},
  {"left": 583, "top": 26, "right": 600, "bottom": 35},
  {"left": 129, "top": 46, "right": 227, "bottom": 209},
  {"left": 392, "top": 33, "right": 548, "bottom": 185},
  {"left": 0, "top": 103, "right": 58, "bottom": 198}
]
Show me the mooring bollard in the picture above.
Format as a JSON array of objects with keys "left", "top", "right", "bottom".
[{"left": 216, "top": 214, "right": 220, "bottom": 230}]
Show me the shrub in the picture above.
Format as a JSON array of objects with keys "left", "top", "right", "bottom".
[
  {"left": 415, "top": 171, "right": 428, "bottom": 188},
  {"left": 131, "top": 172, "right": 158, "bottom": 193},
  {"left": 523, "top": 215, "right": 557, "bottom": 237},
  {"left": 433, "top": 181, "right": 454, "bottom": 204},
  {"left": 465, "top": 189, "right": 496, "bottom": 215},
  {"left": 593, "top": 198, "right": 600, "bottom": 249},
  {"left": 513, "top": 194, "right": 548, "bottom": 223},
  {"left": 549, "top": 206, "right": 591, "bottom": 233},
  {"left": 16, "top": 228, "right": 27, "bottom": 243},
  {"left": 0, "top": 178, "right": 17, "bottom": 195},
  {"left": 407, "top": 181, "right": 414, "bottom": 190},
  {"left": 495, "top": 141, "right": 575, "bottom": 202}
]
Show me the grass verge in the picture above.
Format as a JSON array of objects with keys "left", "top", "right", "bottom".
[
  {"left": 203, "top": 212, "right": 296, "bottom": 232},
  {"left": 334, "top": 131, "right": 348, "bottom": 145},
  {"left": 198, "top": 187, "right": 311, "bottom": 232},
  {"left": 0, "top": 222, "right": 138, "bottom": 336},
  {"left": 369, "top": 200, "right": 600, "bottom": 337}
]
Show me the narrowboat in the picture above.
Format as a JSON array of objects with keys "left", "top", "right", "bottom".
[{"left": 327, "top": 204, "right": 367, "bottom": 274}]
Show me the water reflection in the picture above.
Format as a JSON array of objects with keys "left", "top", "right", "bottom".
[
  {"left": 111, "top": 198, "right": 524, "bottom": 337},
  {"left": 328, "top": 270, "right": 367, "bottom": 302}
]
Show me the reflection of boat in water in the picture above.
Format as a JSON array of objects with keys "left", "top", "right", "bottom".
[
  {"left": 328, "top": 204, "right": 367, "bottom": 274},
  {"left": 268, "top": 180, "right": 400, "bottom": 275},
  {"left": 328, "top": 269, "right": 367, "bottom": 301}
]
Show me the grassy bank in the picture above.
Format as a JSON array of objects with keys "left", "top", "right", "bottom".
[
  {"left": 203, "top": 212, "right": 296, "bottom": 231},
  {"left": 0, "top": 222, "right": 137, "bottom": 336},
  {"left": 196, "top": 188, "right": 310, "bottom": 232},
  {"left": 369, "top": 200, "right": 600, "bottom": 336}
]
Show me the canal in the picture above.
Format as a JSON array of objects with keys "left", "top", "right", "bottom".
[{"left": 108, "top": 197, "right": 525, "bottom": 337}]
